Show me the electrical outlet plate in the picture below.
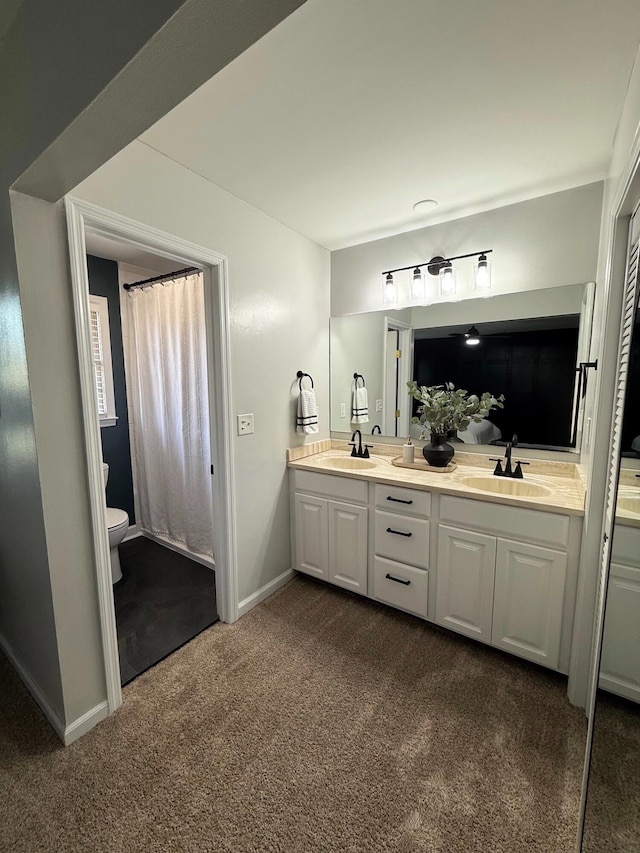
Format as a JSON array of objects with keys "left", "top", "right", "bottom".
[
  {"left": 376, "top": 399, "right": 383, "bottom": 412},
  {"left": 340, "top": 403, "right": 346, "bottom": 418},
  {"left": 237, "top": 413, "right": 254, "bottom": 435}
]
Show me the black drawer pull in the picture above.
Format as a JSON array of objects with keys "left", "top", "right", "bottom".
[
  {"left": 386, "top": 496, "right": 413, "bottom": 505},
  {"left": 385, "top": 573, "right": 411, "bottom": 586},
  {"left": 386, "top": 527, "right": 412, "bottom": 537}
]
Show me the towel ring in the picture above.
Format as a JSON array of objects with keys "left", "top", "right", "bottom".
[
  {"left": 297, "top": 370, "right": 314, "bottom": 390},
  {"left": 353, "top": 373, "right": 365, "bottom": 387}
]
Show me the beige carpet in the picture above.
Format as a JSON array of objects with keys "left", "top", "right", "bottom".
[
  {"left": 582, "top": 691, "right": 640, "bottom": 851},
  {"left": 0, "top": 575, "right": 586, "bottom": 853}
]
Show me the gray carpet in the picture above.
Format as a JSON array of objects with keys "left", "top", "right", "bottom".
[{"left": 0, "top": 575, "right": 586, "bottom": 852}]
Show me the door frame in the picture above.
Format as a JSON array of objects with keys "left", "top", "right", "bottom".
[
  {"left": 382, "top": 317, "right": 412, "bottom": 437},
  {"left": 65, "top": 196, "right": 238, "bottom": 714}
]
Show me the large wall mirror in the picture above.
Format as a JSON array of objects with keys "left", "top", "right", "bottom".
[
  {"left": 580, "top": 248, "right": 640, "bottom": 851},
  {"left": 331, "top": 282, "right": 595, "bottom": 451}
]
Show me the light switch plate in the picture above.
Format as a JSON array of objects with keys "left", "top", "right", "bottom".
[{"left": 237, "top": 413, "right": 254, "bottom": 435}]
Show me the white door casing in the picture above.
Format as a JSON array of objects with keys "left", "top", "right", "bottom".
[{"left": 65, "top": 196, "right": 237, "bottom": 715}]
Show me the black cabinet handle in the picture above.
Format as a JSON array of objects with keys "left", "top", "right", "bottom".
[
  {"left": 386, "top": 496, "right": 413, "bottom": 505},
  {"left": 385, "top": 573, "right": 411, "bottom": 586},
  {"left": 386, "top": 527, "right": 412, "bottom": 537}
]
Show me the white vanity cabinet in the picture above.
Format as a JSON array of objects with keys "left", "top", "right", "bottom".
[
  {"left": 436, "top": 496, "right": 577, "bottom": 673},
  {"left": 372, "top": 485, "right": 431, "bottom": 619},
  {"left": 292, "top": 470, "right": 368, "bottom": 593},
  {"left": 599, "top": 523, "right": 640, "bottom": 702}
]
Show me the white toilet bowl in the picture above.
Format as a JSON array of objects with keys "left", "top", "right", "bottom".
[
  {"left": 102, "top": 463, "right": 130, "bottom": 584},
  {"left": 107, "top": 507, "right": 129, "bottom": 583}
]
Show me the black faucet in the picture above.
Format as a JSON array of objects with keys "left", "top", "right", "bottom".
[
  {"left": 350, "top": 429, "right": 373, "bottom": 458},
  {"left": 490, "top": 434, "right": 529, "bottom": 479},
  {"left": 371, "top": 425, "right": 382, "bottom": 435}
]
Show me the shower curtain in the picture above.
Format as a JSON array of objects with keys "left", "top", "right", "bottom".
[{"left": 124, "top": 271, "right": 214, "bottom": 559}]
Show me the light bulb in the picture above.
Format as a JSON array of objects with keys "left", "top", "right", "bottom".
[
  {"left": 411, "top": 267, "right": 425, "bottom": 302},
  {"left": 464, "top": 325, "right": 480, "bottom": 346},
  {"left": 439, "top": 262, "right": 456, "bottom": 296},
  {"left": 383, "top": 273, "right": 398, "bottom": 304},
  {"left": 474, "top": 253, "right": 491, "bottom": 290}
]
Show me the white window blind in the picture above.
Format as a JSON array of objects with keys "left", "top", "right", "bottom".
[{"left": 88, "top": 294, "right": 117, "bottom": 427}]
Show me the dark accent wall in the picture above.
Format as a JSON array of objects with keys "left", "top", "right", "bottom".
[
  {"left": 413, "top": 327, "right": 579, "bottom": 447},
  {"left": 87, "top": 255, "right": 135, "bottom": 521}
]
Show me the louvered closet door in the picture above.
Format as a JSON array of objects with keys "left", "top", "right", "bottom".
[{"left": 595, "top": 222, "right": 640, "bottom": 689}]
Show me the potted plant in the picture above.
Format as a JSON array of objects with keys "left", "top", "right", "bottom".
[{"left": 407, "top": 380, "right": 505, "bottom": 467}]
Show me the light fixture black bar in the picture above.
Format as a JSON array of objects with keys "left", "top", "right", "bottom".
[
  {"left": 382, "top": 249, "right": 493, "bottom": 276},
  {"left": 123, "top": 266, "right": 200, "bottom": 291}
]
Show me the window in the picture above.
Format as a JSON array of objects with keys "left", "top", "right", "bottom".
[{"left": 89, "top": 294, "right": 117, "bottom": 427}]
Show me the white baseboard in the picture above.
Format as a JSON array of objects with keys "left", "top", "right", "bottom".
[
  {"left": 238, "top": 568, "right": 294, "bottom": 618},
  {"left": 123, "top": 523, "right": 142, "bottom": 542},
  {"left": 0, "top": 631, "right": 65, "bottom": 742},
  {"left": 141, "top": 530, "right": 215, "bottom": 570},
  {"left": 63, "top": 700, "right": 109, "bottom": 745}
]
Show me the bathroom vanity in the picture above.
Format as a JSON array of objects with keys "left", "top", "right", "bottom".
[{"left": 288, "top": 443, "right": 585, "bottom": 675}]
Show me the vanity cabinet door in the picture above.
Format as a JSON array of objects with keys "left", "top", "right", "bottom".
[
  {"left": 492, "top": 539, "right": 566, "bottom": 669},
  {"left": 294, "top": 494, "right": 329, "bottom": 579},
  {"left": 599, "top": 562, "right": 640, "bottom": 702},
  {"left": 436, "top": 525, "right": 496, "bottom": 642},
  {"left": 328, "top": 501, "right": 368, "bottom": 593}
]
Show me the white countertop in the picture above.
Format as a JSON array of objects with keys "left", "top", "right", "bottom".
[{"left": 288, "top": 442, "right": 587, "bottom": 516}]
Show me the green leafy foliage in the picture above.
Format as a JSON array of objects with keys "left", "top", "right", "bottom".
[{"left": 407, "top": 380, "right": 505, "bottom": 437}]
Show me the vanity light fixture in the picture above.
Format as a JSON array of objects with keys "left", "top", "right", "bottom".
[
  {"left": 411, "top": 267, "right": 425, "bottom": 302},
  {"left": 383, "top": 272, "right": 398, "bottom": 304},
  {"left": 439, "top": 260, "right": 456, "bottom": 297},
  {"left": 381, "top": 249, "right": 493, "bottom": 305},
  {"left": 474, "top": 253, "right": 491, "bottom": 290}
]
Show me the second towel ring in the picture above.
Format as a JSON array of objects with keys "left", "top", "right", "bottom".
[
  {"left": 353, "top": 373, "right": 365, "bottom": 387},
  {"left": 297, "top": 370, "right": 314, "bottom": 390}
]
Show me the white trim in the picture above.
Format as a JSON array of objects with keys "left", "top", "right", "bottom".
[
  {"left": 100, "top": 417, "right": 118, "bottom": 428},
  {"left": 140, "top": 530, "right": 215, "bottom": 570},
  {"left": 237, "top": 568, "right": 294, "bottom": 618},
  {"left": 0, "top": 631, "right": 65, "bottom": 742},
  {"left": 64, "top": 197, "right": 239, "bottom": 727},
  {"left": 63, "top": 701, "right": 109, "bottom": 746}
]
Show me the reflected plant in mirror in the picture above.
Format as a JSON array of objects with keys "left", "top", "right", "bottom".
[{"left": 407, "top": 380, "right": 505, "bottom": 437}]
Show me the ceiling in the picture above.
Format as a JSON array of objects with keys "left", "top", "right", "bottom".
[
  {"left": 85, "top": 232, "right": 180, "bottom": 274},
  {"left": 140, "top": 0, "right": 640, "bottom": 251}
]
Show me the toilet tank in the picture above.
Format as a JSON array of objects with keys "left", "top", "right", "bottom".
[{"left": 102, "top": 463, "right": 109, "bottom": 489}]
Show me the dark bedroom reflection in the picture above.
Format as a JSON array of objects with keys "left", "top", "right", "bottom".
[{"left": 413, "top": 317, "right": 580, "bottom": 448}]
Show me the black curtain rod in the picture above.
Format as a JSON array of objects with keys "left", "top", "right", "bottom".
[{"left": 123, "top": 266, "right": 200, "bottom": 291}]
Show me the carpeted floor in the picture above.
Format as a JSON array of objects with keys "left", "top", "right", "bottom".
[
  {"left": 0, "top": 575, "right": 586, "bottom": 853},
  {"left": 115, "top": 537, "right": 218, "bottom": 685},
  {"left": 582, "top": 690, "right": 640, "bottom": 851}
]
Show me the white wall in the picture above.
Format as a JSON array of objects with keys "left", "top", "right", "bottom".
[
  {"left": 331, "top": 313, "right": 386, "bottom": 434},
  {"left": 331, "top": 183, "right": 603, "bottom": 317},
  {"left": 73, "top": 140, "right": 330, "bottom": 604},
  {"left": 0, "top": 0, "right": 310, "bottom": 739}
]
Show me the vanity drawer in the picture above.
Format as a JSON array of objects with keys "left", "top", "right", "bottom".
[
  {"left": 374, "top": 510, "right": 430, "bottom": 568},
  {"left": 292, "top": 470, "right": 368, "bottom": 504},
  {"left": 373, "top": 556, "right": 428, "bottom": 618},
  {"left": 375, "top": 484, "right": 431, "bottom": 517}
]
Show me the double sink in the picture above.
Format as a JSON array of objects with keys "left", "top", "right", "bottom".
[{"left": 322, "top": 455, "right": 553, "bottom": 498}]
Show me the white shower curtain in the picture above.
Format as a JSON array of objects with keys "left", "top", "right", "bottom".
[{"left": 124, "top": 272, "right": 214, "bottom": 559}]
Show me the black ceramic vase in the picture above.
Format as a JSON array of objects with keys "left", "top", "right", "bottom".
[{"left": 423, "top": 432, "right": 455, "bottom": 467}]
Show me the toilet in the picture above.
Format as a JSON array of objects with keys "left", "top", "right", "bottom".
[{"left": 102, "top": 463, "right": 129, "bottom": 584}]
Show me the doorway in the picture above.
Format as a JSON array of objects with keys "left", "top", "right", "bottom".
[{"left": 66, "top": 197, "right": 237, "bottom": 711}]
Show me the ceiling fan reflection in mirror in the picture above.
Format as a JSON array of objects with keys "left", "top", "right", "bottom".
[{"left": 449, "top": 325, "right": 512, "bottom": 346}]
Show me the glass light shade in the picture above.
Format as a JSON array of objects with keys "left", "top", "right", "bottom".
[
  {"left": 439, "top": 262, "right": 456, "bottom": 297},
  {"left": 411, "top": 267, "right": 425, "bottom": 302},
  {"left": 474, "top": 255, "right": 491, "bottom": 290},
  {"left": 383, "top": 273, "right": 398, "bottom": 304}
]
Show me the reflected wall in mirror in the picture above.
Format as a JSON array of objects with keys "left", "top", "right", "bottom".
[
  {"left": 331, "top": 283, "right": 594, "bottom": 450},
  {"left": 581, "top": 245, "right": 640, "bottom": 850}
]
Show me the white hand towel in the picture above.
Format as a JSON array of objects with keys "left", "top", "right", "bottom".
[
  {"left": 296, "top": 388, "right": 319, "bottom": 434},
  {"left": 351, "top": 386, "right": 369, "bottom": 424}
]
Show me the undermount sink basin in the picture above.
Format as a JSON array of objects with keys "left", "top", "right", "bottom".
[
  {"left": 324, "top": 456, "right": 378, "bottom": 470},
  {"left": 461, "top": 475, "right": 553, "bottom": 498},
  {"left": 618, "top": 495, "right": 640, "bottom": 515}
]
